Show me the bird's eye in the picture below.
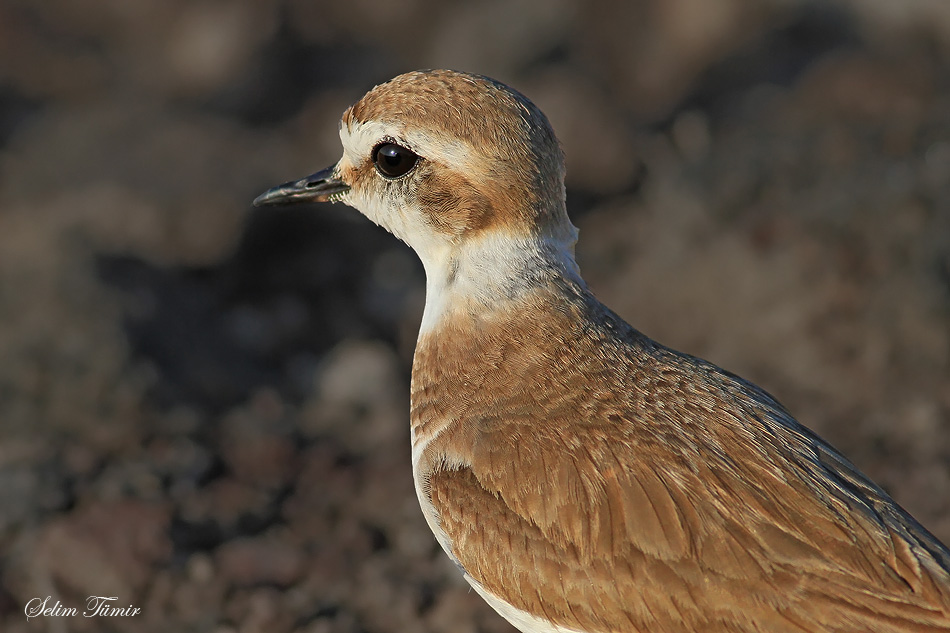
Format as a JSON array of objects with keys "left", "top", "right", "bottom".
[{"left": 373, "top": 143, "right": 419, "bottom": 178}]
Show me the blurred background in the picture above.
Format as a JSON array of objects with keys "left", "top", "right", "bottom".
[{"left": 1, "top": 0, "right": 949, "bottom": 631}]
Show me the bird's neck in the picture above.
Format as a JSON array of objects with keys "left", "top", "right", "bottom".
[
  {"left": 416, "top": 228, "right": 583, "bottom": 336},
  {"left": 409, "top": 224, "right": 590, "bottom": 474},
  {"left": 409, "top": 242, "right": 594, "bottom": 477}
]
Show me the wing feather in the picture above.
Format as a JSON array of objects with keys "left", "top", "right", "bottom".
[{"left": 413, "top": 291, "right": 950, "bottom": 632}]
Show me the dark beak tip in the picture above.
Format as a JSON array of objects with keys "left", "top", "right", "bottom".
[
  {"left": 252, "top": 166, "right": 347, "bottom": 207},
  {"left": 252, "top": 187, "right": 287, "bottom": 207}
]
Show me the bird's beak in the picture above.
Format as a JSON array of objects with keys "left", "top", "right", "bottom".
[{"left": 253, "top": 165, "right": 350, "bottom": 207}]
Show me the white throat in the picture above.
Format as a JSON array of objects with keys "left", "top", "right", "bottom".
[{"left": 417, "top": 230, "right": 582, "bottom": 335}]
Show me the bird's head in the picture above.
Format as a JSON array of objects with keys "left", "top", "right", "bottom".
[{"left": 254, "top": 70, "right": 578, "bottom": 270}]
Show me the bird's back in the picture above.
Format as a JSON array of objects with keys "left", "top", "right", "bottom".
[{"left": 411, "top": 278, "right": 950, "bottom": 633}]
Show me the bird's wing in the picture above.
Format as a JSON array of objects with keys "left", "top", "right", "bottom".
[
  {"left": 414, "top": 290, "right": 950, "bottom": 632},
  {"left": 424, "top": 360, "right": 950, "bottom": 633}
]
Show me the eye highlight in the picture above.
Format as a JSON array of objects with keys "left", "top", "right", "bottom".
[{"left": 373, "top": 142, "right": 419, "bottom": 178}]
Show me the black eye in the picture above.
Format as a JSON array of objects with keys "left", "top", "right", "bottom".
[{"left": 373, "top": 143, "right": 419, "bottom": 178}]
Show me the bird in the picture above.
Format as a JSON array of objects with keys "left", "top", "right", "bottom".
[{"left": 254, "top": 70, "right": 950, "bottom": 632}]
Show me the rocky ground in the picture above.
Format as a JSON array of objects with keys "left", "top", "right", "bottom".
[{"left": 1, "top": 1, "right": 949, "bottom": 631}]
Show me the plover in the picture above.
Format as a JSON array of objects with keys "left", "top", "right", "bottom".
[{"left": 255, "top": 70, "right": 950, "bottom": 632}]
